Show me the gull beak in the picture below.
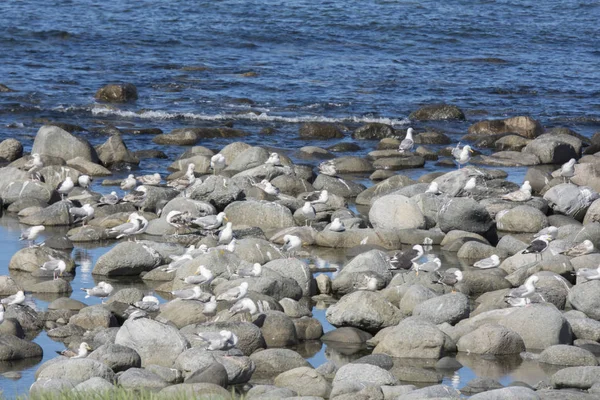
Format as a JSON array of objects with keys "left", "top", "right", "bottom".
[
  {"left": 224, "top": 216, "right": 229, "bottom": 222},
  {"left": 86, "top": 345, "right": 92, "bottom": 351},
  {"left": 469, "top": 148, "right": 474, "bottom": 153}
]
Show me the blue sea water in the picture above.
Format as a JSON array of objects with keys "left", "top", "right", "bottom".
[{"left": 0, "top": 0, "right": 599, "bottom": 397}]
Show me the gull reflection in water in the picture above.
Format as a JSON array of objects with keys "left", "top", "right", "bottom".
[{"left": 73, "top": 248, "right": 92, "bottom": 283}]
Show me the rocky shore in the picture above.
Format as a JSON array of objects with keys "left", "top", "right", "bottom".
[{"left": 2, "top": 96, "right": 600, "bottom": 399}]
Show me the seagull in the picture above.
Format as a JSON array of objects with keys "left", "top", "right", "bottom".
[
  {"left": 120, "top": 174, "right": 137, "bottom": 191},
  {"left": 575, "top": 266, "right": 600, "bottom": 281},
  {"left": 196, "top": 330, "right": 238, "bottom": 351},
  {"left": 19, "top": 225, "right": 45, "bottom": 247},
  {"left": 506, "top": 275, "right": 539, "bottom": 299},
  {"left": 425, "top": 182, "right": 441, "bottom": 195},
  {"left": 318, "top": 160, "right": 337, "bottom": 177},
  {"left": 167, "top": 163, "right": 196, "bottom": 193},
  {"left": 191, "top": 212, "right": 227, "bottom": 230},
  {"left": 463, "top": 177, "right": 477, "bottom": 197},
  {"left": 181, "top": 265, "right": 214, "bottom": 285},
  {"left": 521, "top": 181, "right": 532, "bottom": 192},
  {"left": 265, "top": 152, "right": 282, "bottom": 166},
  {"left": 473, "top": 254, "right": 500, "bottom": 269},
  {"left": 78, "top": 175, "right": 92, "bottom": 191},
  {"left": 309, "top": 190, "right": 329, "bottom": 205},
  {"left": 99, "top": 191, "right": 120, "bottom": 206},
  {"left": 433, "top": 269, "right": 463, "bottom": 292},
  {"left": 522, "top": 234, "right": 553, "bottom": 259},
  {"left": 561, "top": 240, "right": 595, "bottom": 257},
  {"left": 69, "top": 203, "right": 94, "bottom": 226},
  {"left": 1, "top": 290, "right": 25, "bottom": 305},
  {"left": 166, "top": 210, "right": 192, "bottom": 234},
  {"left": 389, "top": 245, "right": 424, "bottom": 270},
  {"left": 162, "top": 254, "right": 193, "bottom": 273},
  {"left": 216, "top": 282, "right": 249, "bottom": 302},
  {"left": 130, "top": 296, "right": 160, "bottom": 312},
  {"left": 218, "top": 222, "right": 234, "bottom": 244},
  {"left": 452, "top": 144, "right": 474, "bottom": 168},
  {"left": 57, "top": 342, "right": 92, "bottom": 359},
  {"left": 253, "top": 179, "right": 280, "bottom": 196},
  {"left": 329, "top": 218, "right": 345, "bottom": 232},
  {"left": 56, "top": 176, "right": 75, "bottom": 200},
  {"left": 203, "top": 296, "right": 217, "bottom": 316},
  {"left": 502, "top": 186, "right": 532, "bottom": 202},
  {"left": 210, "top": 154, "right": 226, "bottom": 174},
  {"left": 123, "top": 186, "right": 148, "bottom": 211},
  {"left": 171, "top": 286, "right": 203, "bottom": 300},
  {"left": 0, "top": 304, "right": 4, "bottom": 324},
  {"left": 136, "top": 173, "right": 161, "bottom": 185},
  {"left": 40, "top": 257, "right": 67, "bottom": 279},
  {"left": 398, "top": 127, "right": 414, "bottom": 153},
  {"left": 234, "top": 263, "right": 262, "bottom": 278},
  {"left": 301, "top": 201, "right": 316, "bottom": 226},
  {"left": 24, "top": 153, "right": 43, "bottom": 180},
  {"left": 82, "top": 282, "right": 113, "bottom": 300},
  {"left": 355, "top": 274, "right": 379, "bottom": 291},
  {"left": 133, "top": 213, "right": 149, "bottom": 235},
  {"left": 560, "top": 158, "right": 576, "bottom": 183},
  {"left": 534, "top": 226, "right": 558, "bottom": 240},
  {"left": 229, "top": 298, "right": 258, "bottom": 316},
  {"left": 282, "top": 235, "right": 302, "bottom": 257},
  {"left": 414, "top": 257, "right": 442, "bottom": 275},
  {"left": 108, "top": 214, "right": 141, "bottom": 239},
  {"left": 505, "top": 297, "right": 531, "bottom": 307},
  {"left": 225, "top": 238, "right": 237, "bottom": 252}
]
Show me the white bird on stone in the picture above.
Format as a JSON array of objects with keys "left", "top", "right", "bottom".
[
  {"left": 502, "top": 186, "right": 532, "bottom": 202},
  {"left": 0, "top": 304, "right": 4, "bottom": 324},
  {"left": 133, "top": 213, "right": 148, "bottom": 236},
  {"left": 56, "top": 176, "right": 75, "bottom": 200},
  {"left": 131, "top": 296, "right": 160, "bottom": 312},
  {"left": 40, "top": 257, "right": 67, "bottom": 280},
  {"left": 398, "top": 127, "right": 414, "bottom": 153},
  {"left": 301, "top": 201, "right": 316, "bottom": 226},
  {"left": 120, "top": 174, "right": 137, "bottom": 191},
  {"left": 575, "top": 266, "right": 600, "bottom": 281},
  {"left": 355, "top": 274, "right": 379, "bottom": 291},
  {"left": 505, "top": 297, "right": 531, "bottom": 307},
  {"left": 196, "top": 330, "right": 238, "bottom": 351},
  {"left": 225, "top": 238, "right": 237, "bottom": 253},
  {"left": 57, "top": 342, "right": 92, "bottom": 359},
  {"left": 329, "top": 218, "right": 345, "bottom": 232},
  {"left": 108, "top": 214, "right": 141, "bottom": 240},
  {"left": 389, "top": 245, "right": 424, "bottom": 270},
  {"left": 82, "top": 282, "right": 113, "bottom": 300},
  {"left": 281, "top": 235, "right": 302, "bottom": 257},
  {"left": 123, "top": 186, "right": 148, "bottom": 211},
  {"left": 473, "top": 254, "right": 500, "bottom": 269},
  {"left": 561, "top": 240, "right": 595, "bottom": 257},
  {"left": 163, "top": 254, "right": 193, "bottom": 273},
  {"left": 310, "top": 190, "right": 329, "bottom": 205},
  {"left": 254, "top": 179, "right": 280, "bottom": 196},
  {"left": 182, "top": 265, "right": 214, "bottom": 285},
  {"left": 171, "top": 286, "right": 203, "bottom": 300},
  {"left": 1, "top": 290, "right": 25, "bottom": 306},
  {"left": 216, "top": 282, "right": 249, "bottom": 302},
  {"left": 210, "top": 154, "right": 226, "bottom": 174},
  {"left": 99, "top": 191, "right": 120, "bottom": 206},
  {"left": 318, "top": 160, "right": 337, "bottom": 177},
  {"left": 426, "top": 182, "right": 441, "bottom": 195},
  {"left": 560, "top": 158, "right": 576, "bottom": 183},
  {"left": 452, "top": 144, "right": 474, "bottom": 168},
  {"left": 521, "top": 180, "right": 532, "bottom": 192},
  {"left": 235, "top": 263, "right": 262, "bottom": 278},
  {"left": 166, "top": 210, "right": 192, "bottom": 234},
  {"left": 78, "top": 174, "right": 92, "bottom": 191},
  {"left": 203, "top": 296, "right": 217, "bottom": 316},
  {"left": 69, "top": 203, "right": 95, "bottom": 226},
  {"left": 24, "top": 153, "right": 43, "bottom": 179},
  {"left": 20, "top": 225, "right": 45, "bottom": 247},
  {"left": 265, "top": 152, "right": 282, "bottom": 166},
  {"left": 229, "top": 297, "right": 258, "bottom": 316},
  {"left": 414, "top": 258, "right": 442, "bottom": 275},
  {"left": 522, "top": 234, "right": 553, "bottom": 260},
  {"left": 534, "top": 226, "right": 558, "bottom": 240},
  {"left": 463, "top": 177, "right": 477, "bottom": 198},
  {"left": 191, "top": 212, "right": 227, "bottom": 230},
  {"left": 506, "top": 275, "right": 539, "bottom": 299},
  {"left": 167, "top": 163, "right": 196, "bottom": 193},
  {"left": 433, "top": 269, "right": 463, "bottom": 292},
  {"left": 218, "top": 222, "right": 234, "bottom": 244},
  {"left": 136, "top": 173, "right": 161, "bottom": 186}
]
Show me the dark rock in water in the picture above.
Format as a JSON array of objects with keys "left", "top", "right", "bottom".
[
  {"left": 299, "top": 122, "right": 343, "bottom": 139},
  {"left": 70, "top": 305, "right": 118, "bottom": 330},
  {"left": 523, "top": 133, "right": 581, "bottom": 164},
  {"left": 32, "top": 125, "right": 99, "bottom": 163},
  {"left": 0, "top": 138, "right": 23, "bottom": 161},
  {"left": 495, "top": 134, "right": 531, "bottom": 151},
  {"left": 327, "top": 142, "right": 361, "bottom": 152},
  {"left": 352, "top": 123, "right": 395, "bottom": 140},
  {"left": 373, "top": 154, "right": 426, "bottom": 170},
  {"left": 122, "top": 127, "right": 163, "bottom": 135},
  {"left": 438, "top": 197, "right": 493, "bottom": 235},
  {"left": 6, "top": 198, "right": 48, "bottom": 213},
  {"left": 95, "top": 133, "right": 140, "bottom": 168},
  {"left": 321, "top": 327, "right": 372, "bottom": 344},
  {"left": 95, "top": 83, "right": 138, "bottom": 102},
  {"left": 133, "top": 149, "right": 168, "bottom": 159},
  {"left": 0, "top": 334, "right": 43, "bottom": 361},
  {"left": 435, "top": 356, "right": 462, "bottom": 370},
  {"left": 414, "top": 130, "right": 452, "bottom": 145},
  {"left": 467, "top": 115, "right": 543, "bottom": 139},
  {"left": 0, "top": 83, "right": 15, "bottom": 92},
  {"left": 326, "top": 155, "right": 373, "bottom": 173},
  {"left": 409, "top": 104, "right": 466, "bottom": 121},
  {"left": 153, "top": 128, "right": 201, "bottom": 146},
  {"left": 461, "top": 377, "right": 504, "bottom": 395}
]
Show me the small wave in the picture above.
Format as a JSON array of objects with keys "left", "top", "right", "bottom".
[{"left": 86, "top": 106, "right": 410, "bottom": 126}]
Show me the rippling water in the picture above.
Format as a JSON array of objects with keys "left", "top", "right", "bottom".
[{"left": 0, "top": 0, "right": 599, "bottom": 397}]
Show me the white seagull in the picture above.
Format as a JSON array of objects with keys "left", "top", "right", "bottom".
[
  {"left": 560, "top": 158, "right": 576, "bottom": 183},
  {"left": 40, "top": 257, "right": 67, "bottom": 279},
  {"left": 433, "top": 269, "right": 463, "bottom": 292},
  {"left": 167, "top": 163, "right": 196, "bottom": 193},
  {"left": 69, "top": 203, "right": 95, "bottom": 226},
  {"left": 281, "top": 235, "right": 302, "bottom": 257},
  {"left": 318, "top": 160, "right": 337, "bottom": 177},
  {"left": 463, "top": 177, "right": 477, "bottom": 197},
  {"left": 108, "top": 214, "right": 141, "bottom": 240},
  {"left": 20, "top": 225, "right": 45, "bottom": 247},
  {"left": 1, "top": 290, "right": 25, "bottom": 305},
  {"left": 78, "top": 175, "right": 92, "bottom": 191},
  {"left": 57, "top": 342, "right": 92, "bottom": 359},
  {"left": 398, "top": 127, "right": 414, "bottom": 153},
  {"left": 56, "top": 176, "right": 75, "bottom": 200},
  {"left": 120, "top": 174, "right": 137, "bottom": 191},
  {"left": 123, "top": 186, "right": 148, "bottom": 211},
  {"left": 426, "top": 182, "right": 441, "bottom": 195},
  {"left": 191, "top": 212, "right": 227, "bottom": 230},
  {"left": 309, "top": 190, "right": 329, "bottom": 205},
  {"left": 218, "top": 222, "right": 234, "bottom": 244},
  {"left": 522, "top": 234, "right": 553, "bottom": 259},
  {"left": 171, "top": 286, "right": 203, "bottom": 300},
  {"left": 301, "top": 201, "right": 316, "bottom": 226},
  {"left": 203, "top": 296, "right": 217, "bottom": 316},
  {"left": 265, "top": 152, "right": 282, "bottom": 166},
  {"left": 473, "top": 254, "right": 500, "bottom": 269},
  {"left": 136, "top": 173, "right": 161, "bottom": 186},
  {"left": 452, "top": 144, "right": 474, "bottom": 168},
  {"left": 196, "top": 330, "right": 238, "bottom": 351},
  {"left": 414, "top": 257, "right": 442, "bottom": 275},
  {"left": 576, "top": 266, "right": 600, "bottom": 282},
  {"left": 24, "top": 153, "right": 43, "bottom": 179},
  {"left": 329, "top": 218, "right": 345, "bottom": 232},
  {"left": 210, "top": 154, "right": 226, "bottom": 174},
  {"left": 216, "top": 282, "right": 249, "bottom": 302},
  {"left": 234, "top": 263, "right": 262, "bottom": 278},
  {"left": 82, "top": 282, "right": 113, "bottom": 300},
  {"left": 99, "top": 191, "right": 120, "bottom": 206},
  {"left": 166, "top": 210, "right": 192, "bottom": 234},
  {"left": 229, "top": 297, "right": 258, "bottom": 316},
  {"left": 182, "top": 265, "right": 214, "bottom": 285},
  {"left": 506, "top": 275, "right": 539, "bottom": 299}
]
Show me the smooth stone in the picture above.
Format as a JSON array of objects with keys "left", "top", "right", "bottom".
[
  {"left": 88, "top": 343, "right": 142, "bottom": 372},
  {"left": 373, "top": 318, "right": 450, "bottom": 359},
  {"left": 92, "top": 242, "right": 162, "bottom": 276},
  {"left": 539, "top": 345, "right": 598, "bottom": 366},
  {"left": 496, "top": 205, "right": 549, "bottom": 233},
  {"left": 368, "top": 194, "right": 426, "bottom": 230},
  {"left": 326, "top": 291, "right": 402, "bottom": 333},
  {"left": 0, "top": 333, "right": 43, "bottom": 361},
  {"left": 36, "top": 358, "right": 115, "bottom": 385},
  {"left": 552, "top": 366, "right": 600, "bottom": 390},
  {"left": 95, "top": 83, "right": 138, "bottom": 102},
  {"left": 117, "top": 368, "right": 168, "bottom": 391},
  {"left": 413, "top": 292, "right": 470, "bottom": 325},
  {"left": 250, "top": 348, "right": 311, "bottom": 378},
  {"left": 457, "top": 324, "right": 525, "bottom": 355},
  {"left": 32, "top": 125, "right": 99, "bottom": 163}
]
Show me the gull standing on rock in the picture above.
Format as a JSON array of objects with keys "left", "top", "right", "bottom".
[
  {"left": 191, "top": 212, "right": 227, "bottom": 230},
  {"left": 20, "top": 225, "right": 45, "bottom": 247},
  {"left": 136, "top": 173, "right": 161, "bottom": 186},
  {"left": 433, "top": 269, "right": 463, "bottom": 292},
  {"left": 181, "top": 265, "right": 214, "bottom": 285},
  {"left": 473, "top": 254, "right": 500, "bottom": 269},
  {"left": 265, "top": 152, "right": 282, "bottom": 166},
  {"left": 309, "top": 190, "right": 329, "bottom": 205},
  {"left": 506, "top": 275, "right": 539, "bottom": 300},
  {"left": 502, "top": 185, "right": 532, "bottom": 202},
  {"left": 329, "top": 218, "right": 345, "bottom": 232},
  {"left": 229, "top": 298, "right": 258, "bottom": 316},
  {"left": 82, "top": 282, "right": 113, "bottom": 300},
  {"left": 166, "top": 210, "right": 192, "bottom": 234},
  {"left": 40, "top": 257, "right": 67, "bottom": 280},
  {"left": 69, "top": 203, "right": 95, "bottom": 226},
  {"left": 78, "top": 175, "right": 92, "bottom": 191},
  {"left": 462, "top": 177, "right": 477, "bottom": 198},
  {"left": 56, "top": 176, "right": 74, "bottom": 200},
  {"left": 120, "top": 174, "right": 137, "bottom": 192},
  {"left": 414, "top": 257, "right": 442, "bottom": 275},
  {"left": 218, "top": 222, "right": 234, "bottom": 244},
  {"left": 57, "top": 342, "right": 92, "bottom": 359},
  {"left": 575, "top": 266, "right": 600, "bottom": 282},
  {"left": 318, "top": 160, "right": 337, "bottom": 177},
  {"left": 24, "top": 153, "right": 43, "bottom": 180},
  {"left": 203, "top": 296, "right": 217, "bottom": 317},
  {"left": 561, "top": 158, "right": 576, "bottom": 183},
  {"left": 398, "top": 128, "right": 414, "bottom": 153},
  {"left": 452, "top": 144, "right": 474, "bottom": 168},
  {"left": 167, "top": 163, "right": 196, "bottom": 194},
  {"left": 534, "top": 226, "right": 558, "bottom": 240},
  {"left": 99, "top": 191, "right": 120, "bottom": 206},
  {"left": 1, "top": 290, "right": 25, "bottom": 305},
  {"left": 235, "top": 263, "right": 262, "bottom": 278},
  {"left": 171, "top": 286, "right": 203, "bottom": 300},
  {"left": 282, "top": 235, "right": 302, "bottom": 257},
  {"left": 390, "top": 245, "right": 424, "bottom": 270},
  {"left": 217, "top": 282, "right": 249, "bottom": 302},
  {"left": 210, "top": 154, "right": 226, "bottom": 174},
  {"left": 123, "top": 186, "right": 148, "bottom": 211},
  {"left": 522, "top": 234, "right": 553, "bottom": 260},
  {"left": 426, "top": 182, "right": 441, "bottom": 195},
  {"left": 301, "top": 201, "right": 316, "bottom": 226},
  {"left": 561, "top": 240, "right": 595, "bottom": 257},
  {"left": 108, "top": 213, "right": 140, "bottom": 240}
]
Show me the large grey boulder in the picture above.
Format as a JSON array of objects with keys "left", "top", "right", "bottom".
[
  {"left": 331, "top": 249, "right": 391, "bottom": 296},
  {"left": 368, "top": 194, "right": 426, "bottom": 230},
  {"left": 469, "top": 387, "right": 540, "bottom": 399},
  {"left": 274, "top": 366, "right": 331, "bottom": 398},
  {"left": 326, "top": 291, "right": 402, "bottom": 333},
  {"left": 190, "top": 175, "right": 244, "bottom": 210},
  {"left": 32, "top": 125, "right": 98, "bottom": 163},
  {"left": 523, "top": 133, "right": 581, "bottom": 164},
  {"left": 456, "top": 324, "right": 525, "bottom": 355},
  {"left": 1, "top": 180, "right": 55, "bottom": 205},
  {"left": 174, "top": 347, "right": 254, "bottom": 384},
  {"left": 413, "top": 292, "right": 470, "bottom": 325},
  {"left": 88, "top": 343, "right": 142, "bottom": 372},
  {"left": 250, "top": 348, "right": 311, "bottom": 378},
  {"left": 95, "top": 134, "right": 139, "bottom": 168},
  {"left": 92, "top": 242, "right": 162, "bottom": 276},
  {"left": 552, "top": 366, "right": 600, "bottom": 389},
  {"left": 117, "top": 368, "right": 168, "bottom": 391},
  {"left": 19, "top": 200, "right": 72, "bottom": 226},
  {"left": 225, "top": 146, "right": 269, "bottom": 171},
  {"left": 114, "top": 318, "right": 190, "bottom": 367},
  {"left": 539, "top": 344, "right": 598, "bottom": 366},
  {"left": 544, "top": 184, "right": 599, "bottom": 221},
  {"left": 224, "top": 200, "right": 295, "bottom": 230},
  {"left": 181, "top": 322, "right": 265, "bottom": 356},
  {"left": 259, "top": 311, "right": 298, "bottom": 347},
  {"left": 467, "top": 116, "right": 543, "bottom": 139},
  {"left": 313, "top": 174, "right": 366, "bottom": 198},
  {"left": 69, "top": 305, "right": 118, "bottom": 330},
  {"left": 353, "top": 123, "right": 396, "bottom": 139},
  {"left": 496, "top": 205, "right": 548, "bottom": 233},
  {"left": 36, "top": 358, "right": 115, "bottom": 385},
  {"left": 263, "top": 258, "right": 314, "bottom": 297},
  {"left": 0, "top": 333, "right": 43, "bottom": 361},
  {"left": 399, "top": 284, "right": 438, "bottom": 315},
  {"left": 0, "top": 138, "right": 23, "bottom": 161},
  {"left": 438, "top": 197, "right": 494, "bottom": 235},
  {"left": 73, "top": 377, "right": 115, "bottom": 393},
  {"left": 568, "top": 280, "right": 600, "bottom": 320},
  {"left": 355, "top": 175, "right": 415, "bottom": 205},
  {"left": 157, "top": 300, "right": 210, "bottom": 329},
  {"left": 373, "top": 317, "right": 451, "bottom": 358}
]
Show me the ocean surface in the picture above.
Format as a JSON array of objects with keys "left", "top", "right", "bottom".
[{"left": 0, "top": 0, "right": 599, "bottom": 398}]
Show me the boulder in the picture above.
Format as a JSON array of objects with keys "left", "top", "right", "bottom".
[
  {"left": 568, "top": 280, "right": 600, "bottom": 320},
  {"left": 368, "top": 194, "right": 426, "bottom": 230},
  {"left": 523, "top": 133, "right": 581, "bottom": 164},
  {"left": 413, "top": 292, "right": 470, "bottom": 325},
  {"left": 32, "top": 125, "right": 98, "bottom": 163},
  {"left": 496, "top": 205, "right": 548, "bottom": 233},
  {"left": 539, "top": 344, "right": 598, "bottom": 366},
  {"left": 299, "top": 122, "right": 343, "bottom": 139},
  {"left": 37, "top": 358, "right": 115, "bottom": 385},
  {"left": 95, "top": 83, "right": 138, "bottom": 102},
  {"left": 552, "top": 366, "right": 600, "bottom": 390},
  {"left": 250, "top": 348, "right": 311, "bottom": 378},
  {"left": 456, "top": 324, "right": 525, "bottom": 355},
  {"left": 399, "top": 284, "right": 438, "bottom": 315},
  {"left": 373, "top": 318, "right": 450, "bottom": 358},
  {"left": 2, "top": 180, "right": 54, "bottom": 206},
  {"left": 117, "top": 368, "right": 168, "bottom": 391},
  {"left": 467, "top": 116, "right": 543, "bottom": 139},
  {"left": 189, "top": 175, "right": 243, "bottom": 210},
  {"left": 0, "top": 138, "right": 23, "bottom": 161},
  {"left": 0, "top": 334, "right": 43, "bottom": 361},
  {"left": 331, "top": 250, "right": 392, "bottom": 296},
  {"left": 92, "top": 242, "right": 162, "bottom": 276},
  {"left": 312, "top": 174, "right": 366, "bottom": 198},
  {"left": 224, "top": 200, "right": 295, "bottom": 231},
  {"left": 259, "top": 311, "right": 298, "bottom": 347},
  {"left": 95, "top": 134, "right": 140, "bottom": 167},
  {"left": 88, "top": 343, "right": 142, "bottom": 372},
  {"left": 438, "top": 197, "right": 494, "bottom": 235},
  {"left": 352, "top": 123, "right": 395, "bottom": 140},
  {"left": 326, "top": 291, "right": 402, "bottom": 333},
  {"left": 544, "top": 184, "right": 599, "bottom": 221},
  {"left": 69, "top": 306, "right": 118, "bottom": 331},
  {"left": 274, "top": 366, "right": 331, "bottom": 398},
  {"left": 19, "top": 201, "right": 71, "bottom": 226},
  {"left": 356, "top": 175, "right": 417, "bottom": 206},
  {"left": 409, "top": 104, "right": 466, "bottom": 121}
]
